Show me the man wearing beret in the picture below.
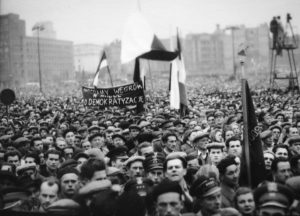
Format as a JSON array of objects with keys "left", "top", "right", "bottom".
[
  {"left": 190, "top": 176, "right": 222, "bottom": 216},
  {"left": 217, "top": 156, "right": 239, "bottom": 208},
  {"left": 254, "top": 182, "right": 295, "bottom": 216},
  {"left": 151, "top": 179, "right": 194, "bottom": 216}
]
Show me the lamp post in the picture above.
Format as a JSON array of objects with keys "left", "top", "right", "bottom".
[
  {"left": 226, "top": 26, "right": 239, "bottom": 78},
  {"left": 32, "top": 24, "right": 44, "bottom": 94}
]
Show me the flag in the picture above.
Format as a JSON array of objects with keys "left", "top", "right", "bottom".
[
  {"left": 121, "top": 12, "right": 177, "bottom": 63},
  {"left": 93, "top": 51, "right": 110, "bottom": 87},
  {"left": 239, "top": 79, "right": 266, "bottom": 188},
  {"left": 169, "top": 29, "right": 188, "bottom": 116}
]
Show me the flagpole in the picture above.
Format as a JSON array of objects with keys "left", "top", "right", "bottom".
[
  {"left": 242, "top": 79, "right": 252, "bottom": 188},
  {"left": 240, "top": 58, "right": 245, "bottom": 79},
  {"left": 107, "top": 66, "right": 114, "bottom": 87}
]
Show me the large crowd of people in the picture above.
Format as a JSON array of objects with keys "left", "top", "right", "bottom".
[{"left": 0, "top": 76, "right": 300, "bottom": 216}]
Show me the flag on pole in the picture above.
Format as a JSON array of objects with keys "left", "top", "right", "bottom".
[
  {"left": 121, "top": 12, "right": 177, "bottom": 63},
  {"left": 169, "top": 29, "right": 188, "bottom": 116},
  {"left": 93, "top": 51, "right": 109, "bottom": 87},
  {"left": 239, "top": 79, "right": 266, "bottom": 188}
]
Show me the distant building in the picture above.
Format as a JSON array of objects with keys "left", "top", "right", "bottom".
[
  {"left": 74, "top": 44, "right": 103, "bottom": 73},
  {"left": 0, "top": 13, "right": 74, "bottom": 89}
]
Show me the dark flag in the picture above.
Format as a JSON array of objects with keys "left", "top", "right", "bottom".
[{"left": 239, "top": 79, "right": 266, "bottom": 188}]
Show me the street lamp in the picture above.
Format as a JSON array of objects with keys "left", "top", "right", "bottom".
[
  {"left": 226, "top": 26, "right": 240, "bottom": 78},
  {"left": 32, "top": 24, "right": 44, "bottom": 94}
]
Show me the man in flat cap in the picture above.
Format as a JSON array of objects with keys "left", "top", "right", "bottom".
[
  {"left": 144, "top": 152, "right": 165, "bottom": 185},
  {"left": 190, "top": 176, "right": 222, "bottom": 216},
  {"left": 107, "top": 146, "right": 129, "bottom": 173},
  {"left": 254, "top": 182, "right": 294, "bottom": 216},
  {"left": 124, "top": 155, "right": 145, "bottom": 180},
  {"left": 192, "top": 132, "right": 210, "bottom": 164},
  {"left": 207, "top": 142, "right": 225, "bottom": 165}
]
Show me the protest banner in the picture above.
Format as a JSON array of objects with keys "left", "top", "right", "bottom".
[{"left": 82, "top": 81, "right": 145, "bottom": 108}]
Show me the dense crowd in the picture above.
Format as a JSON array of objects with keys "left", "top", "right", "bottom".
[{"left": 0, "top": 77, "right": 300, "bottom": 216}]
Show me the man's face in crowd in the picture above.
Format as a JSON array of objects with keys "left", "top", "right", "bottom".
[
  {"left": 91, "top": 136, "right": 105, "bottom": 148},
  {"left": 290, "top": 141, "right": 300, "bottom": 155},
  {"left": 273, "top": 161, "right": 293, "bottom": 184},
  {"left": 289, "top": 127, "right": 299, "bottom": 137},
  {"left": 215, "top": 115, "right": 224, "bottom": 125},
  {"left": 225, "top": 130, "right": 234, "bottom": 141},
  {"left": 45, "top": 136, "right": 54, "bottom": 145},
  {"left": 140, "top": 146, "right": 154, "bottom": 157},
  {"left": 175, "top": 124, "right": 185, "bottom": 134},
  {"left": 76, "top": 157, "right": 87, "bottom": 171},
  {"left": 201, "top": 191, "right": 222, "bottom": 215},
  {"left": 113, "top": 137, "right": 125, "bottom": 147},
  {"left": 40, "top": 130, "right": 48, "bottom": 138},
  {"left": 65, "top": 131, "right": 75, "bottom": 146},
  {"left": 236, "top": 192, "right": 255, "bottom": 215},
  {"left": 74, "top": 137, "right": 81, "bottom": 148},
  {"left": 195, "top": 137, "right": 209, "bottom": 151},
  {"left": 207, "top": 116, "right": 215, "bottom": 126},
  {"left": 60, "top": 173, "right": 80, "bottom": 198},
  {"left": 25, "top": 156, "right": 36, "bottom": 165},
  {"left": 165, "top": 159, "right": 186, "bottom": 183},
  {"left": 272, "top": 128, "right": 281, "bottom": 140},
  {"left": 82, "top": 141, "right": 91, "bottom": 151},
  {"left": 64, "top": 148, "right": 74, "bottom": 160},
  {"left": 276, "top": 115, "right": 284, "bottom": 123},
  {"left": 112, "top": 157, "right": 127, "bottom": 171},
  {"left": 228, "top": 140, "right": 242, "bottom": 157},
  {"left": 39, "top": 182, "right": 59, "bottom": 211},
  {"left": 130, "top": 128, "right": 140, "bottom": 138},
  {"left": 263, "top": 114, "right": 272, "bottom": 126},
  {"left": 33, "top": 139, "right": 43, "bottom": 151},
  {"left": 46, "top": 153, "right": 60, "bottom": 170},
  {"left": 156, "top": 192, "right": 183, "bottom": 216},
  {"left": 187, "top": 158, "right": 200, "bottom": 169},
  {"left": 221, "top": 164, "right": 239, "bottom": 187},
  {"left": 91, "top": 170, "right": 107, "bottom": 182},
  {"left": 147, "top": 169, "right": 164, "bottom": 185},
  {"left": 6, "top": 129, "right": 14, "bottom": 137},
  {"left": 56, "top": 140, "right": 67, "bottom": 150},
  {"left": 264, "top": 152, "right": 274, "bottom": 170},
  {"left": 209, "top": 148, "right": 223, "bottom": 165},
  {"left": 128, "top": 161, "right": 144, "bottom": 178},
  {"left": 189, "top": 120, "right": 197, "bottom": 130},
  {"left": 7, "top": 155, "right": 20, "bottom": 167},
  {"left": 274, "top": 147, "right": 288, "bottom": 159},
  {"left": 166, "top": 136, "right": 177, "bottom": 152},
  {"left": 231, "top": 123, "right": 240, "bottom": 136}
]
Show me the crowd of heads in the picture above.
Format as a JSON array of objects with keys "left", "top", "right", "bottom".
[{"left": 0, "top": 81, "right": 300, "bottom": 216}]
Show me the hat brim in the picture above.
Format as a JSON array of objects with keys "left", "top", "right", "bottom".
[{"left": 202, "top": 187, "right": 221, "bottom": 198}]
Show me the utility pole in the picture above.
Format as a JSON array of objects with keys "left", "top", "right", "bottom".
[
  {"left": 32, "top": 24, "right": 44, "bottom": 94},
  {"left": 226, "top": 26, "right": 240, "bottom": 78}
]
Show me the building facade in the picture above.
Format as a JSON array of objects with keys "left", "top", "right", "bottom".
[{"left": 0, "top": 13, "right": 74, "bottom": 89}]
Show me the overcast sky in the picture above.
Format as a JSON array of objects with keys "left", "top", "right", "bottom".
[{"left": 1, "top": 0, "right": 300, "bottom": 45}]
